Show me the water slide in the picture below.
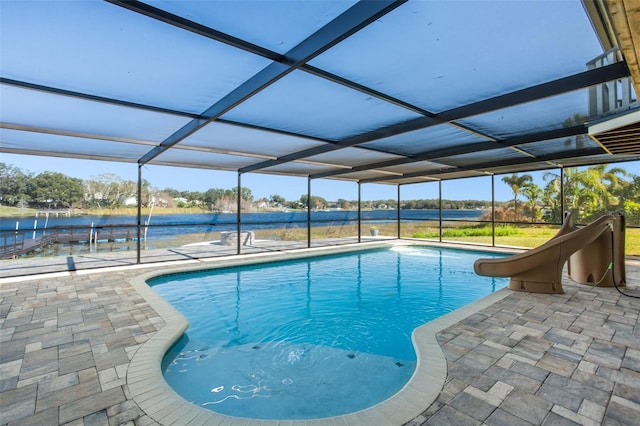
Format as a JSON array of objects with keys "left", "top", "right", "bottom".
[{"left": 474, "top": 212, "right": 626, "bottom": 294}]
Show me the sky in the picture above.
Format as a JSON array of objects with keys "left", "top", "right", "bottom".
[{"left": 3, "top": 153, "right": 639, "bottom": 203}]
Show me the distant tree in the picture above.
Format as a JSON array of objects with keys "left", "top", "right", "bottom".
[
  {"left": 161, "top": 188, "right": 181, "bottom": 198},
  {"left": 0, "top": 163, "right": 32, "bottom": 207},
  {"left": 32, "top": 171, "right": 83, "bottom": 208},
  {"left": 203, "top": 188, "right": 226, "bottom": 209},
  {"left": 416, "top": 199, "right": 440, "bottom": 209},
  {"left": 284, "top": 200, "right": 302, "bottom": 209},
  {"left": 501, "top": 173, "right": 533, "bottom": 220},
  {"left": 403, "top": 200, "right": 417, "bottom": 209},
  {"left": 201, "top": 187, "right": 252, "bottom": 212},
  {"left": 213, "top": 196, "right": 236, "bottom": 212},
  {"left": 487, "top": 206, "right": 517, "bottom": 222},
  {"left": 269, "top": 194, "right": 286, "bottom": 206},
  {"left": 299, "top": 195, "right": 327, "bottom": 209},
  {"left": 232, "top": 186, "right": 253, "bottom": 202},
  {"left": 84, "top": 173, "right": 123, "bottom": 208},
  {"left": 337, "top": 198, "right": 351, "bottom": 210},
  {"left": 151, "top": 191, "right": 174, "bottom": 208},
  {"left": 181, "top": 191, "right": 205, "bottom": 207}
]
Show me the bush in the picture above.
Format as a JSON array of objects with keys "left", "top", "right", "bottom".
[
  {"left": 412, "top": 225, "right": 522, "bottom": 239},
  {"left": 624, "top": 200, "right": 640, "bottom": 226}
]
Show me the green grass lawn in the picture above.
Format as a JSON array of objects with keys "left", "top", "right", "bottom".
[
  {"left": 0, "top": 206, "right": 35, "bottom": 216},
  {"left": 252, "top": 222, "right": 640, "bottom": 256},
  {"left": 404, "top": 223, "right": 639, "bottom": 256},
  {"left": 498, "top": 227, "right": 639, "bottom": 256}
]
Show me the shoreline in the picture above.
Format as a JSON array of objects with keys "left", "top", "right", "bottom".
[{"left": 0, "top": 206, "right": 405, "bottom": 218}]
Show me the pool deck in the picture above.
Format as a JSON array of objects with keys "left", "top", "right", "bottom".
[{"left": 1, "top": 241, "right": 639, "bottom": 425}]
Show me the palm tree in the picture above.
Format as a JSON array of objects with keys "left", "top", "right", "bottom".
[
  {"left": 521, "top": 183, "right": 542, "bottom": 222},
  {"left": 585, "top": 164, "right": 627, "bottom": 212},
  {"left": 563, "top": 165, "right": 627, "bottom": 221},
  {"left": 542, "top": 171, "right": 562, "bottom": 222},
  {"left": 501, "top": 173, "right": 533, "bottom": 221},
  {"left": 619, "top": 175, "right": 640, "bottom": 224},
  {"left": 561, "top": 168, "right": 590, "bottom": 219}
]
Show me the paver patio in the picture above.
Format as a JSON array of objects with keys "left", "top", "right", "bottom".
[{"left": 1, "top": 244, "right": 638, "bottom": 425}]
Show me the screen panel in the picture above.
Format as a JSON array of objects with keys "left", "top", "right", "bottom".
[
  {"left": 304, "top": 147, "right": 404, "bottom": 167},
  {"left": 0, "top": 1, "right": 270, "bottom": 114},
  {"left": 221, "top": 70, "right": 422, "bottom": 141},
  {"left": 144, "top": 0, "right": 358, "bottom": 54},
  {"left": 1, "top": 85, "right": 191, "bottom": 143},
  {"left": 457, "top": 90, "right": 590, "bottom": 140},
  {"left": 310, "top": 0, "right": 603, "bottom": 113},
  {"left": 151, "top": 149, "right": 259, "bottom": 170},
  {"left": 180, "top": 121, "right": 325, "bottom": 157},
  {"left": 0, "top": 128, "right": 152, "bottom": 161},
  {"left": 362, "top": 124, "right": 488, "bottom": 156}
]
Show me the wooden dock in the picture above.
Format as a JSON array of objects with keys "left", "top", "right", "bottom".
[
  {"left": 50, "top": 225, "right": 93, "bottom": 243},
  {"left": 36, "top": 225, "right": 144, "bottom": 244},
  {"left": 1, "top": 223, "right": 145, "bottom": 259},
  {"left": 92, "top": 226, "right": 141, "bottom": 243},
  {"left": 34, "top": 209, "right": 72, "bottom": 217},
  {"left": 0, "top": 234, "right": 56, "bottom": 259}
]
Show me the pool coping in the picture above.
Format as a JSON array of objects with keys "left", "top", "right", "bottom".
[{"left": 127, "top": 241, "right": 515, "bottom": 425}]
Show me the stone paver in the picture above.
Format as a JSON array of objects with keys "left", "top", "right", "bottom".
[
  {"left": 0, "top": 268, "right": 162, "bottom": 426},
  {"left": 1, "top": 247, "right": 639, "bottom": 425},
  {"left": 421, "top": 260, "right": 640, "bottom": 426}
]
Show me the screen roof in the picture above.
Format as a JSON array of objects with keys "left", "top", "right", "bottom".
[{"left": 2, "top": 0, "right": 639, "bottom": 186}]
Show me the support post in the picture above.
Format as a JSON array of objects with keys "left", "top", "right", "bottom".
[
  {"left": 307, "top": 178, "right": 311, "bottom": 248},
  {"left": 560, "top": 167, "right": 565, "bottom": 219},
  {"left": 358, "top": 182, "right": 362, "bottom": 242},
  {"left": 237, "top": 173, "right": 242, "bottom": 255},
  {"left": 491, "top": 174, "right": 496, "bottom": 247},
  {"left": 136, "top": 164, "right": 142, "bottom": 264},
  {"left": 438, "top": 180, "right": 443, "bottom": 242},
  {"left": 397, "top": 185, "right": 401, "bottom": 238}
]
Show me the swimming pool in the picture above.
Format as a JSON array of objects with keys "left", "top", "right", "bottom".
[{"left": 149, "top": 246, "right": 507, "bottom": 420}]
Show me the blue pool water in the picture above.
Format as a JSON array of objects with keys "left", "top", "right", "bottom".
[{"left": 149, "top": 246, "right": 507, "bottom": 420}]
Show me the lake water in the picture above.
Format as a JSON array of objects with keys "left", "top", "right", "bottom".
[
  {"left": 2, "top": 209, "right": 485, "bottom": 237},
  {"left": 1, "top": 210, "right": 486, "bottom": 256}
]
